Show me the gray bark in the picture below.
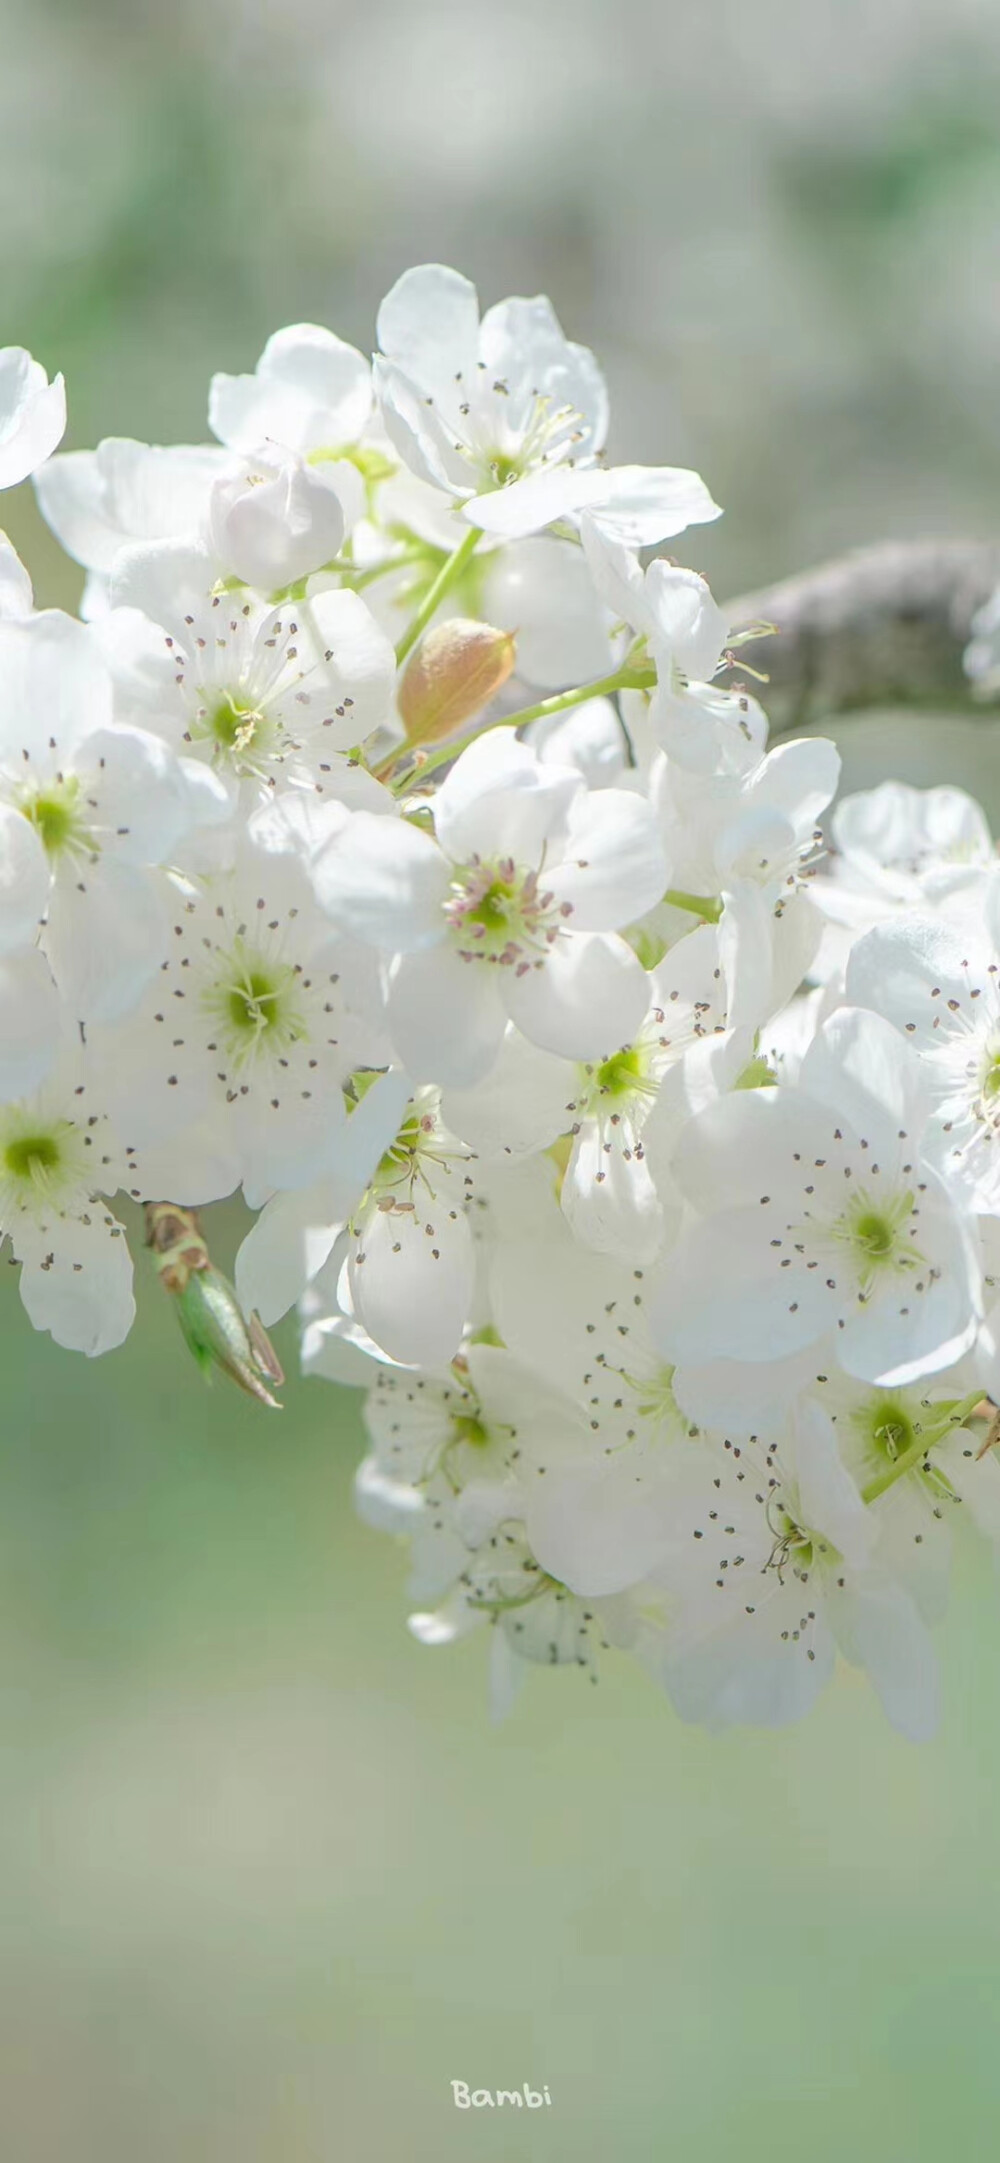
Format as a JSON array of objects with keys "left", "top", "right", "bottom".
[{"left": 723, "top": 540, "right": 1000, "bottom": 735}]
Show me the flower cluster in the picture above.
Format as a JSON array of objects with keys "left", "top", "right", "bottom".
[{"left": 4, "top": 267, "right": 1000, "bottom": 1737}]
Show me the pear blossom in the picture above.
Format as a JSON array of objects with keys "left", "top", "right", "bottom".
[
  {"left": 0, "top": 534, "right": 33, "bottom": 620},
  {"left": 653, "top": 1007, "right": 981, "bottom": 1390},
  {"left": 0, "top": 1040, "right": 135, "bottom": 1354},
  {"left": 0, "top": 348, "right": 66, "bottom": 489},
  {"left": 480, "top": 536, "right": 616, "bottom": 690},
  {"left": 489, "top": 1208, "right": 712, "bottom": 1596},
  {"left": 801, "top": 1365, "right": 994, "bottom": 1617},
  {"left": 87, "top": 803, "right": 388, "bottom": 1207},
  {"left": 442, "top": 921, "right": 741, "bottom": 1265},
  {"left": 34, "top": 438, "right": 229, "bottom": 590},
  {"left": 358, "top": 1354, "right": 641, "bottom": 1706},
  {"left": 105, "top": 542, "right": 395, "bottom": 798},
  {"left": 5, "top": 270, "right": 1000, "bottom": 1744},
  {"left": 816, "top": 781, "right": 994, "bottom": 938},
  {"left": 310, "top": 725, "right": 666, "bottom": 1085},
  {"left": 206, "top": 449, "right": 349, "bottom": 592},
  {"left": 0, "top": 608, "right": 199, "bottom": 1021},
  {"left": 644, "top": 1403, "right": 940, "bottom": 1738},
  {"left": 580, "top": 514, "right": 739, "bottom": 763},
  {"left": 846, "top": 904, "right": 1000, "bottom": 1212},
  {"left": 209, "top": 323, "right": 373, "bottom": 464},
  {"left": 408, "top": 1499, "right": 641, "bottom": 1717},
  {"left": 243, "top": 1080, "right": 479, "bottom": 1366},
  {"left": 374, "top": 265, "right": 721, "bottom": 546}
]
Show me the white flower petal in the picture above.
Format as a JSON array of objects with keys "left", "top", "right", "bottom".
[
  {"left": 0, "top": 534, "right": 33, "bottom": 619},
  {"left": 373, "top": 359, "right": 469, "bottom": 496},
  {"left": 580, "top": 515, "right": 655, "bottom": 637},
  {"left": 387, "top": 944, "right": 507, "bottom": 1086},
  {"left": 298, "top": 586, "right": 396, "bottom": 742},
  {"left": 433, "top": 727, "right": 581, "bottom": 867},
  {"left": 828, "top": 1577, "right": 940, "bottom": 1742},
  {"left": 526, "top": 1453, "right": 675, "bottom": 1596},
  {"left": 838, "top": 1185, "right": 980, "bottom": 1389},
  {"left": 794, "top": 1398, "right": 873, "bottom": 1569},
  {"left": 561, "top": 1125, "right": 665, "bottom": 1264},
  {"left": 478, "top": 295, "right": 608, "bottom": 452},
  {"left": 311, "top": 809, "right": 450, "bottom": 950},
  {"left": 0, "top": 803, "right": 49, "bottom": 953},
  {"left": 82, "top": 725, "right": 192, "bottom": 864},
  {"left": 799, "top": 1005, "right": 928, "bottom": 1170},
  {"left": 14, "top": 1208, "right": 134, "bottom": 1357},
  {"left": 350, "top": 1199, "right": 473, "bottom": 1367},
  {"left": 545, "top": 787, "right": 666, "bottom": 929},
  {"left": 45, "top": 858, "right": 169, "bottom": 1025},
  {"left": 208, "top": 457, "right": 345, "bottom": 590},
  {"left": 127, "top": 1118, "right": 242, "bottom": 1207},
  {"left": 0, "top": 609, "right": 111, "bottom": 763},
  {"left": 0, "top": 349, "right": 66, "bottom": 489},
  {"left": 377, "top": 265, "right": 481, "bottom": 405},
  {"left": 481, "top": 537, "right": 614, "bottom": 689},
  {"left": 236, "top": 1184, "right": 343, "bottom": 1326},
  {"left": 442, "top": 1027, "right": 573, "bottom": 1157},
  {"left": 235, "top": 1070, "right": 410, "bottom": 1323},
  {"left": 467, "top": 462, "right": 721, "bottom": 544},
  {"left": 36, "top": 440, "right": 225, "bottom": 573},
  {"left": 0, "top": 949, "right": 61, "bottom": 1098},
  {"left": 502, "top": 932, "right": 650, "bottom": 1061},
  {"left": 210, "top": 325, "right": 372, "bottom": 454}
]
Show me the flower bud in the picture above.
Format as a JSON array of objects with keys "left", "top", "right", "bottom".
[
  {"left": 208, "top": 454, "right": 346, "bottom": 592},
  {"left": 145, "top": 1202, "right": 284, "bottom": 1409},
  {"left": 398, "top": 618, "right": 517, "bottom": 747}
]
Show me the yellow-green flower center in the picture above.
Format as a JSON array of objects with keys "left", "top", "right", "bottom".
[
  {"left": 870, "top": 1401, "right": 916, "bottom": 1462},
  {"left": 4, "top": 1132, "right": 61, "bottom": 1180},
  {"left": 204, "top": 944, "right": 306, "bottom": 1065},
  {"left": 0, "top": 1115, "right": 88, "bottom": 1210},
  {"left": 20, "top": 776, "right": 91, "bottom": 859},
  {"left": 854, "top": 1211, "right": 895, "bottom": 1259},
  {"left": 834, "top": 1186, "right": 919, "bottom": 1286},
  {"left": 595, "top": 1046, "right": 646, "bottom": 1099},
  {"left": 982, "top": 1052, "right": 1000, "bottom": 1105},
  {"left": 445, "top": 856, "right": 563, "bottom": 963},
  {"left": 451, "top": 1413, "right": 489, "bottom": 1449},
  {"left": 226, "top": 969, "right": 285, "bottom": 1037}
]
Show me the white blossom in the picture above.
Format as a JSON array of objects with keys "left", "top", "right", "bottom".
[
  {"left": 374, "top": 264, "right": 721, "bottom": 545},
  {"left": 644, "top": 1403, "right": 940, "bottom": 1738},
  {"left": 0, "top": 609, "right": 198, "bottom": 1021},
  {"left": 106, "top": 542, "right": 395, "bottom": 799},
  {"left": 87, "top": 803, "right": 388, "bottom": 1207},
  {"left": 0, "top": 348, "right": 66, "bottom": 490},
  {"left": 5, "top": 269, "right": 1000, "bottom": 1742},
  {"left": 34, "top": 437, "right": 229, "bottom": 582},
  {"left": 0, "top": 1039, "right": 135, "bottom": 1354},
  {"left": 653, "top": 1007, "right": 981, "bottom": 1390},
  {"left": 311, "top": 725, "right": 665, "bottom": 1084},
  {"left": 209, "top": 323, "right": 373, "bottom": 463}
]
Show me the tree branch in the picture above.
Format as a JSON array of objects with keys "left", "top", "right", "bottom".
[{"left": 724, "top": 540, "right": 1000, "bottom": 735}]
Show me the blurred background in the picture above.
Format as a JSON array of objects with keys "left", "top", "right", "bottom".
[{"left": 3, "top": 0, "right": 1000, "bottom": 2155}]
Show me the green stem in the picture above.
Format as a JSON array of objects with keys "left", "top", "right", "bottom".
[
  {"left": 388, "top": 661, "right": 657, "bottom": 796},
  {"left": 663, "top": 889, "right": 723, "bottom": 923},
  {"left": 860, "top": 1395, "right": 984, "bottom": 1504},
  {"left": 394, "top": 526, "right": 479, "bottom": 665},
  {"left": 343, "top": 546, "right": 431, "bottom": 594},
  {"left": 484, "top": 665, "right": 656, "bottom": 733}
]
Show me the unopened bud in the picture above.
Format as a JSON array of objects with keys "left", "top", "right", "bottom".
[
  {"left": 145, "top": 1201, "right": 284, "bottom": 1409},
  {"left": 208, "top": 454, "right": 346, "bottom": 592},
  {"left": 398, "top": 618, "right": 516, "bottom": 747}
]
